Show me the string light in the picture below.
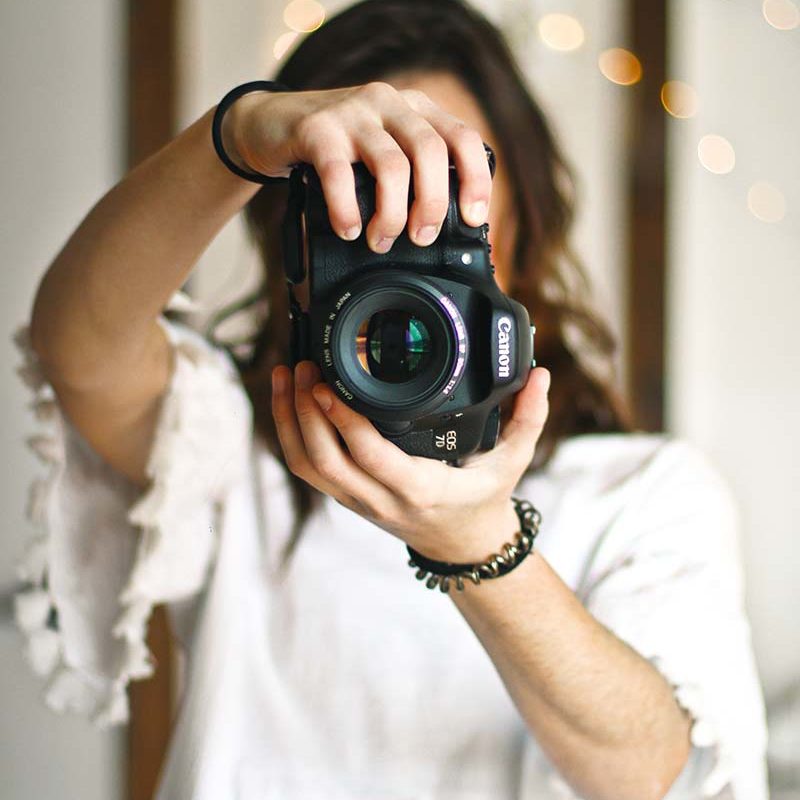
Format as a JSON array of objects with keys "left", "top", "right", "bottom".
[
  {"left": 273, "top": 30, "right": 299, "bottom": 60},
  {"left": 283, "top": 0, "right": 326, "bottom": 33},
  {"left": 661, "top": 81, "right": 699, "bottom": 118},
  {"left": 537, "top": 13, "right": 585, "bottom": 52},
  {"left": 598, "top": 48, "right": 642, "bottom": 86},
  {"left": 762, "top": 0, "right": 800, "bottom": 30},
  {"left": 748, "top": 181, "right": 786, "bottom": 223},
  {"left": 697, "top": 134, "right": 735, "bottom": 174}
]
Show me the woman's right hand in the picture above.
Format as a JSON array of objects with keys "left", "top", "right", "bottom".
[{"left": 223, "top": 82, "right": 492, "bottom": 252}]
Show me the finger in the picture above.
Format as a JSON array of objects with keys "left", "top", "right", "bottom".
[
  {"left": 382, "top": 98, "right": 449, "bottom": 247},
  {"left": 271, "top": 365, "right": 345, "bottom": 498},
  {"left": 293, "top": 361, "right": 400, "bottom": 510},
  {"left": 299, "top": 122, "right": 362, "bottom": 241},
  {"left": 416, "top": 105, "right": 492, "bottom": 227},
  {"left": 310, "top": 381, "right": 439, "bottom": 500},
  {"left": 354, "top": 127, "right": 411, "bottom": 253},
  {"left": 496, "top": 367, "right": 551, "bottom": 467}
]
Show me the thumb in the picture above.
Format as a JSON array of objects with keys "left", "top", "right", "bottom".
[{"left": 497, "top": 367, "right": 550, "bottom": 466}]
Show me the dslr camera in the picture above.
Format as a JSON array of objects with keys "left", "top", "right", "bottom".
[{"left": 281, "top": 145, "right": 535, "bottom": 461}]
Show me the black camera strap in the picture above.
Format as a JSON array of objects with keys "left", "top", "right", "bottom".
[{"left": 282, "top": 166, "right": 311, "bottom": 366}]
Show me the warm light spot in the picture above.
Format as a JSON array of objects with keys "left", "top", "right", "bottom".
[
  {"left": 748, "top": 181, "right": 786, "bottom": 223},
  {"left": 538, "top": 13, "right": 585, "bottom": 52},
  {"left": 661, "top": 80, "right": 699, "bottom": 118},
  {"left": 598, "top": 48, "right": 642, "bottom": 85},
  {"left": 283, "top": 0, "right": 326, "bottom": 33},
  {"left": 763, "top": 0, "right": 800, "bottom": 30},
  {"left": 273, "top": 30, "right": 299, "bottom": 60},
  {"left": 697, "top": 134, "right": 735, "bottom": 174}
]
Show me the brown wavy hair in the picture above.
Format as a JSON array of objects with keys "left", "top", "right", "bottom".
[{"left": 227, "top": 0, "right": 631, "bottom": 561}]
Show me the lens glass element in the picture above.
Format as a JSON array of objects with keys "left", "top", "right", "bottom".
[{"left": 356, "top": 310, "right": 432, "bottom": 383}]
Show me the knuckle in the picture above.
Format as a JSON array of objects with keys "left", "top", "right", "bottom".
[
  {"left": 415, "top": 196, "right": 449, "bottom": 221},
  {"left": 313, "top": 454, "right": 339, "bottom": 481},
  {"left": 400, "top": 88, "right": 432, "bottom": 108},
  {"left": 376, "top": 149, "right": 410, "bottom": 178},
  {"left": 286, "top": 456, "right": 307, "bottom": 479},
  {"left": 376, "top": 213, "right": 407, "bottom": 238},
  {"left": 352, "top": 447, "right": 379, "bottom": 473},
  {"left": 451, "top": 122, "right": 482, "bottom": 148},
  {"left": 294, "top": 404, "right": 317, "bottom": 426},
  {"left": 316, "top": 158, "right": 352, "bottom": 184},
  {"left": 413, "top": 130, "right": 448, "bottom": 160},
  {"left": 295, "top": 110, "right": 335, "bottom": 144},
  {"left": 360, "top": 80, "right": 397, "bottom": 103},
  {"left": 400, "top": 478, "right": 434, "bottom": 511},
  {"left": 367, "top": 503, "right": 394, "bottom": 527}
]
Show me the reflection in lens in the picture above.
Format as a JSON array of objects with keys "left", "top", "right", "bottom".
[{"left": 356, "top": 310, "right": 431, "bottom": 383}]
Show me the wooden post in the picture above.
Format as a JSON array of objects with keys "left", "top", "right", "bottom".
[
  {"left": 628, "top": 0, "right": 667, "bottom": 431},
  {"left": 126, "top": 2, "right": 177, "bottom": 798}
]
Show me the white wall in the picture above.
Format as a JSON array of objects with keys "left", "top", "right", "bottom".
[
  {"left": 0, "top": 1, "right": 125, "bottom": 797},
  {"left": 667, "top": 0, "right": 800, "bottom": 698}
]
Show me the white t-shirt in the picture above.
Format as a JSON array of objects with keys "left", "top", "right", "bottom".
[{"left": 13, "top": 316, "right": 768, "bottom": 800}]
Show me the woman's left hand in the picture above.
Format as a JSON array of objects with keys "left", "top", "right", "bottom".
[{"left": 271, "top": 360, "right": 550, "bottom": 561}]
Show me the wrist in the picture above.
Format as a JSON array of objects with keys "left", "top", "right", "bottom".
[
  {"left": 220, "top": 92, "right": 267, "bottom": 173},
  {"left": 411, "top": 499, "right": 520, "bottom": 563}
]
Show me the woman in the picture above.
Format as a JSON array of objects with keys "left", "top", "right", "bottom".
[{"left": 16, "top": 0, "right": 767, "bottom": 798}]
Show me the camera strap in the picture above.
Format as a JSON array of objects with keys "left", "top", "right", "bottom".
[
  {"left": 281, "top": 166, "right": 307, "bottom": 286},
  {"left": 282, "top": 166, "right": 311, "bottom": 366}
]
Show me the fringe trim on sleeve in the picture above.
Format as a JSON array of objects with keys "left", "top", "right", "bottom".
[{"left": 13, "top": 303, "right": 251, "bottom": 727}]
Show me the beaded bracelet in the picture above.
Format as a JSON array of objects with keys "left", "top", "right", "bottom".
[
  {"left": 406, "top": 498, "right": 542, "bottom": 593},
  {"left": 211, "top": 80, "right": 294, "bottom": 184}
]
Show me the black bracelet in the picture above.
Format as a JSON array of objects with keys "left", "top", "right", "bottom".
[
  {"left": 406, "top": 498, "right": 542, "bottom": 593},
  {"left": 211, "top": 80, "right": 294, "bottom": 184}
]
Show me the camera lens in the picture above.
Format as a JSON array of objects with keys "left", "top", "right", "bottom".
[
  {"left": 327, "top": 275, "right": 467, "bottom": 415},
  {"left": 356, "top": 310, "right": 432, "bottom": 383}
]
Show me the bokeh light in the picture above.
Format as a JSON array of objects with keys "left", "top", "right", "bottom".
[
  {"left": 748, "top": 181, "right": 786, "bottom": 223},
  {"left": 273, "top": 30, "right": 299, "bottom": 60},
  {"left": 697, "top": 134, "right": 736, "bottom": 174},
  {"left": 762, "top": 0, "right": 800, "bottom": 30},
  {"left": 661, "top": 80, "right": 699, "bottom": 118},
  {"left": 538, "top": 13, "right": 585, "bottom": 52},
  {"left": 598, "top": 48, "right": 642, "bottom": 85},
  {"left": 283, "top": 0, "right": 326, "bottom": 33}
]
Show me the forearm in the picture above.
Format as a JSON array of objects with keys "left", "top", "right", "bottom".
[
  {"left": 449, "top": 515, "right": 692, "bottom": 800},
  {"left": 30, "top": 105, "right": 259, "bottom": 386}
]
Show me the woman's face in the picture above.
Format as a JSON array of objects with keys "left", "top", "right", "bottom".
[{"left": 382, "top": 70, "right": 518, "bottom": 293}]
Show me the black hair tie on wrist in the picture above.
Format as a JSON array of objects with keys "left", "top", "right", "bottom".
[
  {"left": 407, "top": 498, "right": 542, "bottom": 593},
  {"left": 211, "top": 80, "right": 294, "bottom": 184}
]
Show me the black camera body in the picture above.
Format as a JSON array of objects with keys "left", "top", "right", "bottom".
[{"left": 282, "top": 148, "right": 535, "bottom": 461}]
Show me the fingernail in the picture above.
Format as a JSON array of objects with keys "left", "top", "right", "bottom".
[
  {"left": 541, "top": 369, "right": 551, "bottom": 394},
  {"left": 295, "top": 362, "right": 314, "bottom": 391},
  {"left": 373, "top": 236, "right": 394, "bottom": 253},
  {"left": 272, "top": 369, "right": 286, "bottom": 395},
  {"left": 312, "top": 386, "right": 333, "bottom": 412},
  {"left": 466, "top": 201, "right": 487, "bottom": 225},
  {"left": 342, "top": 224, "right": 361, "bottom": 241},
  {"left": 415, "top": 225, "right": 439, "bottom": 246}
]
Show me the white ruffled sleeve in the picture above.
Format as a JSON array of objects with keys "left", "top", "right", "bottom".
[
  {"left": 12, "top": 310, "right": 252, "bottom": 727},
  {"left": 566, "top": 440, "right": 768, "bottom": 799}
]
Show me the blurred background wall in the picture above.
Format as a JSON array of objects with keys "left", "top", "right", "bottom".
[
  {"left": 667, "top": 0, "right": 800, "bottom": 700},
  {"left": 0, "top": 1, "right": 126, "bottom": 799},
  {"left": 1, "top": 0, "right": 798, "bottom": 798}
]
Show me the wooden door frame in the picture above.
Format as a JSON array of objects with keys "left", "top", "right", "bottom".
[
  {"left": 126, "top": 2, "right": 178, "bottom": 799},
  {"left": 628, "top": 0, "right": 667, "bottom": 431}
]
